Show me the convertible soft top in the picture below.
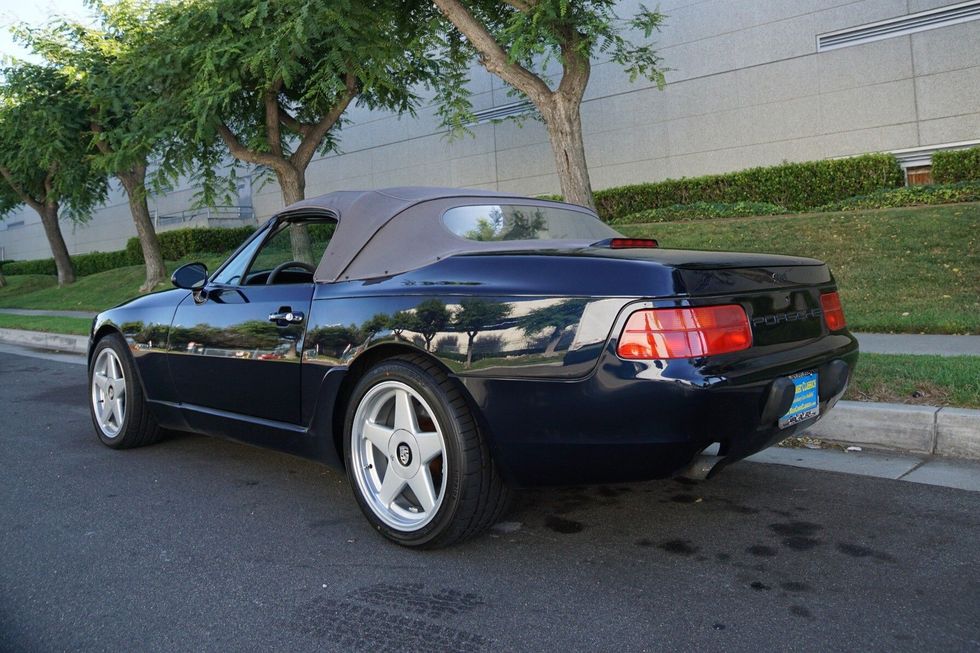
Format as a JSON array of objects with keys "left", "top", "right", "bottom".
[{"left": 279, "top": 187, "right": 604, "bottom": 283}]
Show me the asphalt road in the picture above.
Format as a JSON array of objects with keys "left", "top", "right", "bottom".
[{"left": 1, "top": 352, "right": 978, "bottom": 652}]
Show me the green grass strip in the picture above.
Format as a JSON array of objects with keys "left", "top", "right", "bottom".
[
  {"left": 0, "top": 314, "right": 92, "bottom": 336},
  {"left": 845, "top": 353, "right": 980, "bottom": 409},
  {"left": 620, "top": 204, "right": 980, "bottom": 334}
]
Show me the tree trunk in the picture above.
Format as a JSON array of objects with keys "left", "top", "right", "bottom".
[
  {"left": 118, "top": 165, "right": 167, "bottom": 293},
  {"left": 465, "top": 332, "right": 476, "bottom": 369},
  {"left": 35, "top": 203, "right": 75, "bottom": 286},
  {"left": 541, "top": 98, "right": 595, "bottom": 211},
  {"left": 277, "top": 165, "right": 314, "bottom": 264}
]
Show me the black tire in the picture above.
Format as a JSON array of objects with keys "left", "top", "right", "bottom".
[
  {"left": 343, "top": 354, "right": 511, "bottom": 548},
  {"left": 89, "top": 333, "right": 164, "bottom": 449}
]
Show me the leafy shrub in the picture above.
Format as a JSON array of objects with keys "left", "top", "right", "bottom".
[
  {"left": 1, "top": 249, "right": 138, "bottom": 276},
  {"left": 814, "top": 181, "right": 980, "bottom": 212},
  {"left": 126, "top": 226, "right": 255, "bottom": 262},
  {"left": 592, "top": 154, "right": 903, "bottom": 221},
  {"left": 614, "top": 201, "right": 789, "bottom": 225},
  {"left": 932, "top": 147, "right": 980, "bottom": 183},
  {"left": 0, "top": 258, "right": 55, "bottom": 275}
]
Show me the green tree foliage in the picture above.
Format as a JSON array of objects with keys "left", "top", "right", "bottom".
[
  {"left": 390, "top": 310, "right": 420, "bottom": 339},
  {"left": 363, "top": 313, "right": 392, "bottom": 337},
  {"left": 517, "top": 298, "right": 586, "bottom": 354},
  {"left": 20, "top": 1, "right": 172, "bottom": 292},
  {"left": 0, "top": 62, "right": 107, "bottom": 286},
  {"left": 463, "top": 206, "right": 548, "bottom": 240},
  {"left": 306, "top": 324, "right": 363, "bottom": 359},
  {"left": 414, "top": 299, "right": 452, "bottom": 351},
  {"left": 431, "top": 0, "right": 666, "bottom": 209},
  {"left": 452, "top": 298, "right": 511, "bottom": 368},
  {"left": 133, "top": 0, "right": 448, "bottom": 262}
]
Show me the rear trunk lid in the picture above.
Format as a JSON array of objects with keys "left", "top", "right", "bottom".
[{"left": 583, "top": 246, "right": 834, "bottom": 346}]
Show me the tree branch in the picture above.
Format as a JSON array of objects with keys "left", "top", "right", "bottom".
[
  {"left": 556, "top": 27, "right": 590, "bottom": 103},
  {"left": 278, "top": 107, "right": 310, "bottom": 137},
  {"left": 264, "top": 79, "right": 284, "bottom": 159},
  {"left": 0, "top": 165, "right": 43, "bottom": 213},
  {"left": 216, "top": 122, "right": 286, "bottom": 169},
  {"left": 289, "top": 71, "right": 358, "bottom": 173},
  {"left": 43, "top": 168, "right": 53, "bottom": 198},
  {"left": 432, "top": 0, "right": 554, "bottom": 106},
  {"left": 90, "top": 122, "right": 114, "bottom": 157}
]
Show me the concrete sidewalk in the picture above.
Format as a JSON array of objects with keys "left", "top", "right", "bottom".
[
  {"left": 750, "top": 446, "right": 980, "bottom": 492},
  {"left": 855, "top": 332, "right": 980, "bottom": 357},
  {"left": 0, "top": 328, "right": 88, "bottom": 354}
]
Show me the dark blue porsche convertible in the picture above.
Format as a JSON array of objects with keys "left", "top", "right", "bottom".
[{"left": 88, "top": 187, "right": 858, "bottom": 547}]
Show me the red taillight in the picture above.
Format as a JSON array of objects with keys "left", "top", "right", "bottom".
[
  {"left": 617, "top": 305, "right": 752, "bottom": 359},
  {"left": 820, "top": 291, "right": 847, "bottom": 331},
  {"left": 609, "top": 238, "right": 659, "bottom": 249}
]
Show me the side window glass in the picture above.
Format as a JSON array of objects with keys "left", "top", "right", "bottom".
[
  {"left": 211, "top": 227, "right": 268, "bottom": 285},
  {"left": 243, "top": 219, "right": 336, "bottom": 285}
]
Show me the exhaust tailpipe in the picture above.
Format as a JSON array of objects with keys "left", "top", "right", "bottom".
[{"left": 679, "top": 454, "right": 727, "bottom": 481}]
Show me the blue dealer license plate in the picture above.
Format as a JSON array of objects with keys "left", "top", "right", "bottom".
[{"left": 779, "top": 371, "right": 819, "bottom": 429}]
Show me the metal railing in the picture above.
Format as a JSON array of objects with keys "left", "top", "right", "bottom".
[{"left": 154, "top": 205, "right": 256, "bottom": 229}]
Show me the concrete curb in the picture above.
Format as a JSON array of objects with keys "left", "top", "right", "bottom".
[
  {"left": 1, "top": 327, "right": 978, "bottom": 461},
  {"left": 0, "top": 328, "right": 88, "bottom": 355},
  {"left": 806, "top": 400, "right": 980, "bottom": 461}
]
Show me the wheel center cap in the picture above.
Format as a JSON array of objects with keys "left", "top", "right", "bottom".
[
  {"left": 397, "top": 443, "right": 413, "bottom": 467},
  {"left": 108, "top": 386, "right": 114, "bottom": 400},
  {"left": 387, "top": 429, "right": 419, "bottom": 479}
]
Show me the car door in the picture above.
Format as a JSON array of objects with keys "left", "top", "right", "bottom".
[{"left": 167, "top": 216, "right": 332, "bottom": 424}]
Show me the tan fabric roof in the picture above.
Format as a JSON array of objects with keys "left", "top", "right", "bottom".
[{"left": 281, "top": 187, "right": 605, "bottom": 282}]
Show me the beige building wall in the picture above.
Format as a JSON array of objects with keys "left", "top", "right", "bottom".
[{"left": 2, "top": 0, "right": 978, "bottom": 261}]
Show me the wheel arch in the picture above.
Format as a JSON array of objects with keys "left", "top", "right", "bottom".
[
  {"left": 87, "top": 323, "right": 162, "bottom": 408},
  {"left": 329, "top": 343, "right": 470, "bottom": 467},
  {"left": 88, "top": 323, "right": 124, "bottom": 367}
]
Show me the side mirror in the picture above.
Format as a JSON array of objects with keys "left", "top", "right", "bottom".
[{"left": 171, "top": 262, "right": 208, "bottom": 290}]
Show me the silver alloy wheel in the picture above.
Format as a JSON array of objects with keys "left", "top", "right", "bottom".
[
  {"left": 350, "top": 380, "right": 447, "bottom": 531},
  {"left": 91, "top": 348, "right": 127, "bottom": 438}
]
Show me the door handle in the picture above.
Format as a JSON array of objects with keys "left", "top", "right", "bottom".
[{"left": 268, "top": 310, "right": 304, "bottom": 324}]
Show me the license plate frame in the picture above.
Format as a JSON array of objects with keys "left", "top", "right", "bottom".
[{"left": 779, "top": 370, "right": 820, "bottom": 429}]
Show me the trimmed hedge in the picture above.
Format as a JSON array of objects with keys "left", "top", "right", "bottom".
[
  {"left": 614, "top": 201, "right": 788, "bottom": 225},
  {"left": 1, "top": 249, "right": 135, "bottom": 277},
  {"left": 125, "top": 226, "right": 254, "bottom": 263},
  {"left": 1, "top": 226, "right": 255, "bottom": 277},
  {"left": 814, "top": 181, "right": 980, "bottom": 212},
  {"left": 932, "top": 146, "right": 980, "bottom": 184},
  {"left": 593, "top": 153, "right": 903, "bottom": 221}
]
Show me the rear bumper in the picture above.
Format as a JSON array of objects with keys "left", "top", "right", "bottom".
[{"left": 460, "top": 332, "right": 859, "bottom": 486}]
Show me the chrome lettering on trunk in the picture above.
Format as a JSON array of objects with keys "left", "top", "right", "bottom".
[{"left": 751, "top": 307, "right": 823, "bottom": 327}]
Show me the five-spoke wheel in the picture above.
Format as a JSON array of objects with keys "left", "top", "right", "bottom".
[
  {"left": 350, "top": 381, "right": 447, "bottom": 531},
  {"left": 89, "top": 333, "right": 164, "bottom": 449},
  {"left": 344, "top": 355, "right": 510, "bottom": 548},
  {"left": 91, "top": 347, "right": 127, "bottom": 438}
]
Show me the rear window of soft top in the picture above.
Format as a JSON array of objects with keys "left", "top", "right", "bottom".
[{"left": 443, "top": 204, "right": 618, "bottom": 242}]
